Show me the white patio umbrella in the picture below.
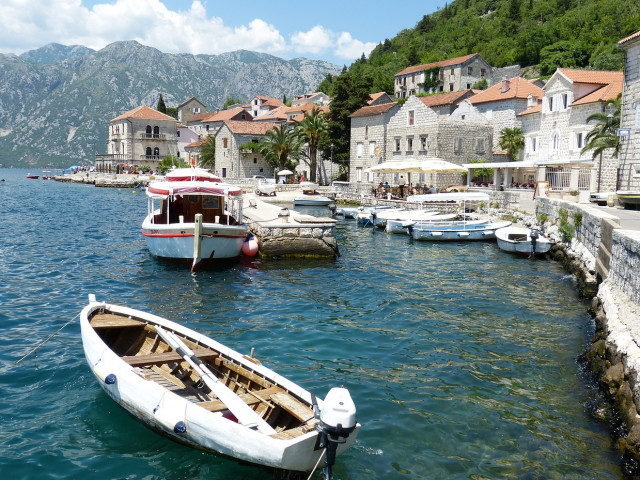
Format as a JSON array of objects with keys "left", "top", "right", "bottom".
[
  {"left": 366, "top": 158, "right": 465, "bottom": 174},
  {"left": 277, "top": 169, "right": 294, "bottom": 175}
]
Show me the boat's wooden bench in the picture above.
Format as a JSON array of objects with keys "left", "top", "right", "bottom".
[
  {"left": 90, "top": 313, "right": 146, "bottom": 328},
  {"left": 197, "top": 385, "right": 284, "bottom": 412},
  {"left": 124, "top": 349, "right": 219, "bottom": 367},
  {"left": 269, "top": 392, "right": 314, "bottom": 422}
]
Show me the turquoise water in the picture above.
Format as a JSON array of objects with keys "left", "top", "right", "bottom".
[{"left": 0, "top": 168, "right": 622, "bottom": 479}]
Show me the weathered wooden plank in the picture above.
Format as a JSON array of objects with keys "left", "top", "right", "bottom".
[
  {"left": 90, "top": 313, "right": 145, "bottom": 328},
  {"left": 269, "top": 392, "right": 315, "bottom": 422},
  {"left": 197, "top": 385, "right": 283, "bottom": 412},
  {"left": 123, "top": 349, "right": 219, "bottom": 367}
]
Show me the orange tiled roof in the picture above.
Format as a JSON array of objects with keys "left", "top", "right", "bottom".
[
  {"left": 224, "top": 120, "right": 280, "bottom": 135},
  {"left": 368, "top": 92, "right": 387, "bottom": 104},
  {"left": 572, "top": 81, "right": 623, "bottom": 105},
  {"left": 350, "top": 102, "right": 398, "bottom": 118},
  {"left": 202, "top": 107, "right": 249, "bottom": 122},
  {"left": 290, "top": 105, "right": 330, "bottom": 123},
  {"left": 558, "top": 68, "right": 623, "bottom": 85},
  {"left": 517, "top": 104, "right": 542, "bottom": 116},
  {"left": 111, "top": 105, "right": 175, "bottom": 122},
  {"left": 470, "top": 77, "right": 543, "bottom": 104},
  {"left": 186, "top": 112, "right": 213, "bottom": 123},
  {"left": 396, "top": 54, "right": 478, "bottom": 76},
  {"left": 185, "top": 137, "right": 209, "bottom": 148},
  {"left": 419, "top": 89, "right": 473, "bottom": 107},
  {"left": 619, "top": 30, "right": 640, "bottom": 46}
]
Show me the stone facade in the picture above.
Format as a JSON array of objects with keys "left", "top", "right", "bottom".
[
  {"left": 394, "top": 54, "right": 493, "bottom": 98},
  {"left": 215, "top": 121, "right": 278, "bottom": 179},
  {"left": 177, "top": 97, "right": 206, "bottom": 124},
  {"left": 619, "top": 31, "right": 640, "bottom": 194},
  {"left": 349, "top": 102, "right": 400, "bottom": 183},
  {"left": 520, "top": 69, "right": 622, "bottom": 192},
  {"left": 96, "top": 105, "right": 177, "bottom": 172}
]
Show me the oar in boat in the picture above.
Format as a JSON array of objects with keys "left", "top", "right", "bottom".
[{"left": 155, "top": 326, "right": 276, "bottom": 435}]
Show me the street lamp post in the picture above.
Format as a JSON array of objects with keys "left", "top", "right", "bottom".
[{"left": 330, "top": 143, "right": 334, "bottom": 185}]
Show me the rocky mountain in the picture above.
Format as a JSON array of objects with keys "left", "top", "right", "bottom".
[{"left": 0, "top": 41, "right": 341, "bottom": 167}]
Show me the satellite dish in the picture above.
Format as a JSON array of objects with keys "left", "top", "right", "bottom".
[{"left": 374, "top": 147, "right": 381, "bottom": 156}]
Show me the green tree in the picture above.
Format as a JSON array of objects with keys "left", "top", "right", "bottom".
[
  {"left": 319, "top": 70, "right": 372, "bottom": 178},
  {"left": 157, "top": 155, "right": 187, "bottom": 174},
  {"left": 295, "top": 107, "right": 328, "bottom": 183},
  {"left": 199, "top": 135, "right": 216, "bottom": 169},
  {"left": 498, "top": 127, "right": 525, "bottom": 161},
  {"left": 472, "top": 77, "right": 488, "bottom": 90},
  {"left": 223, "top": 97, "right": 243, "bottom": 109},
  {"left": 539, "top": 41, "right": 589, "bottom": 76},
  {"left": 157, "top": 94, "right": 167, "bottom": 114},
  {"left": 258, "top": 124, "right": 303, "bottom": 172},
  {"left": 581, "top": 93, "right": 621, "bottom": 159}
]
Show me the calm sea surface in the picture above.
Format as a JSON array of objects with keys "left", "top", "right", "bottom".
[{"left": 0, "top": 168, "right": 623, "bottom": 479}]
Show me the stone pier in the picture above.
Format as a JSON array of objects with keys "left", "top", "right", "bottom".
[{"left": 242, "top": 193, "right": 338, "bottom": 258}]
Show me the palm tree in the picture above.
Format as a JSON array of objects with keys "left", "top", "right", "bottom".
[
  {"left": 581, "top": 93, "right": 622, "bottom": 160},
  {"left": 258, "top": 124, "right": 302, "bottom": 175},
  {"left": 199, "top": 135, "right": 216, "bottom": 169},
  {"left": 295, "top": 107, "right": 328, "bottom": 183},
  {"left": 498, "top": 127, "right": 525, "bottom": 161}
]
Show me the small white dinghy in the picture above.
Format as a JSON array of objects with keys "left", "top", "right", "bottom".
[
  {"left": 495, "top": 226, "right": 552, "bottom": 256},
  {"left": 81, "top": 296, "right": 359, "bottom": 478}
]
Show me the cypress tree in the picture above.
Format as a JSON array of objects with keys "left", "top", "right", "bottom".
[{"left": 157, "top": 94, "right": 167, "bottom": 114}]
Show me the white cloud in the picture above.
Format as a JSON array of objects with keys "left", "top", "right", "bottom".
[
  {"left": 291, "top": 26, "right": 333, "bottom": 55},
  {"left": 334, "top": 32, "right": 376, "bottom": 60},
  {"left": 0, "top": 0, "right": 373, "bottom": 63}
]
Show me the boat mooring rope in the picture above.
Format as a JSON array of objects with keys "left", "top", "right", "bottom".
[
  {"left": 15, "top": 313, "right": 80, "bottom": 365},
  {"left": 306, "top": 449, "right": 326, "bottom": 480}
]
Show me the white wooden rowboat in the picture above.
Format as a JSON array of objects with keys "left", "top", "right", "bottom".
[
  {"left": 495, "top": 226, "right": 552, "bottom": 255},
  {"left": 81, "top": 296, "right": 359, "bottom": 478}
]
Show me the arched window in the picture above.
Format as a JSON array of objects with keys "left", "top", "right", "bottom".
[
  {"left": 146, "top": 147, "right": 152, "bottom": 157},
  {"left": 153, "top": 147, "right": 160, "bottom": 158},
  {"left": 146, "top": 125, "right": 152, "bottom": 138},
  {"left": 153, "top": 126, "right": 160, "bottom": 138}
]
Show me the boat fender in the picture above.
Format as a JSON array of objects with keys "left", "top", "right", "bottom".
[
  {"left": 482, "top": 231, "right": 492, "bottom": 236},
  {"left": 104, "top": 373, "right": 117, "bottom": 385},
  {"left": 173, "top": 421, "right": 187, "bottom": 434},
  {"left": 457, "top": 232, "right": 470, "bottom": 237},
  {"left": 242, "top": 234, "right": 259, "bottom": 257}
]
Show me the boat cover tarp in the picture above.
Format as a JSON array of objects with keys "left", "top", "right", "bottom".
[{"left": 147, "top": 181, "right": 242, "bottom": 198}]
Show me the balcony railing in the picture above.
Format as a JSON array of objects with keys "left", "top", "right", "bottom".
[{"left": 139, "top": 133, "right": 167, "bottom": 140}]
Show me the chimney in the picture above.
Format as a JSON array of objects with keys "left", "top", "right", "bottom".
[{"left": 501, "top": 77, "right": 510, "bottom": 93}]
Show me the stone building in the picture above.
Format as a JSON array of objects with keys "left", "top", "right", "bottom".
[
  {"left": 177, "top": 96, "right": 206, "bottom": 124},
  {"left": 215, "top": 120, "right": 279, "bottom": 179},
  {"left": 518, "top": 68, "right": 622, "bottom": 194},
  {"left": 177, "top": 123, "right": 201, "bottom": 164},
  {"left": 349, "top": 101, "right": 400, "bottom": 183},
  {"left": 394, "top": 53, "right": 492, "bottom": 98},
  {"left": 291, "top": 92, "right": 330, "bottom": 107},
  {"left": 618, "top": 30, "right": 640, "bottom": 205},
  {"left": 95, "top": 105, "right": 177, "bottom": 173},
  {"left": 470, "top": 77, "right": 544, "bottom": 152},
  {"left": 244, "top": 96, "right": 285, "bottom": 118}
]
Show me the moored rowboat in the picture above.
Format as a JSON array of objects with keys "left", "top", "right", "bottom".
[
  {"left": 495, "top": 226, "right": 552, "bottom": 255},
  {"left": 80, "top": 296, "right": 359, "bottom": 477}
]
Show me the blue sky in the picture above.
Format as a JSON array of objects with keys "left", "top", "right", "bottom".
[{"left": 0, "top": 0, "right": 449, "bottom": 65}]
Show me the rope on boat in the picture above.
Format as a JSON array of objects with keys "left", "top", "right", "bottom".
[
  {"left": 15, "top": 313, "right": 80, "bottom": 365},
  {"left": 306, "top": 449, "right": 326, "bottom": 480}
]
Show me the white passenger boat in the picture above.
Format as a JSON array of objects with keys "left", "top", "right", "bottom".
[
  {"left": 142, "top": 179, "right": 248, "bottom": 270},
  {"left": 81, "top": 296, "right": 359, "bottom": 478},
  {"left": 409, "top": 220, "right": 512, "bottom": 241},
  {"left": 495, "top": 226, "right": 552, "bottom": 255},
  {"left": 293, "top": 195, "right": 333, "bottom": 206},
  {"left": 385, "top": 213, "right": 457, "bottom": 234}
]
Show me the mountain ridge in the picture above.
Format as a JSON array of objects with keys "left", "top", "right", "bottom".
[{"left": 0, "top": 40, "right": 341, "bottom": 167}]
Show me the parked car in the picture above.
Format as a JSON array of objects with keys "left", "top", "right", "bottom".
[{"left": 589, "top": 191, "right": 615, "bottom": 206}]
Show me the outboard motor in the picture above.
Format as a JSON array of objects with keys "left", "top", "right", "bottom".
[
  {"left": 530, "top": 229, "right": 539, "bottom": 259},
  {"left": 370, "top": 212, "right": 377, "bottom": 229},
  {"left": 314, "top": 387, "right": 357, "bottom": 480},
  {"left": 329, "top": 204, "right": 337, "bottom": 216}
]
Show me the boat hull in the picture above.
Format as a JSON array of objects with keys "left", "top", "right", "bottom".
[
  {"left": 142, "top": 216, "right": 248, "bottom": 261},
  {"left": 292, "top": 196, "right": 333, "bottom": 206},
  {"left": 410, "top": 221, "right": 512, "bottom": 241},
  {"left": 80, "top": 300, "right": 360, "bottom": 472}
]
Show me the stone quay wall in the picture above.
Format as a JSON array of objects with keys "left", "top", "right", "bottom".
[{"left": 535, "top": 197, "right": 640, "bottom": 474}]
